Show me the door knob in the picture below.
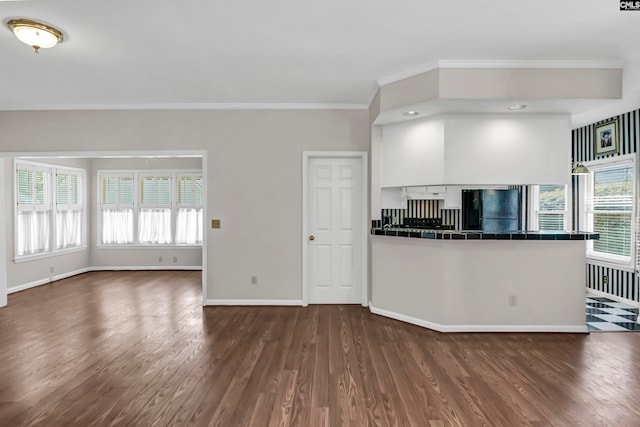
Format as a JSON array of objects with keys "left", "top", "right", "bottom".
[{"left": 309, "top": 235, "right": 315, "bottom": 241}]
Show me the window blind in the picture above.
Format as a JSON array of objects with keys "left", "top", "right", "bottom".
[
  {"left": 102, "top": 175, "right": 134, "bottom": 206},
  {"left": 35, "top": 170, "right": 46, "bottom": 206},
  {"left": 17, "top": 168, "right": 33, "bottom": 205},
  {"left": 537, "top": 185, "right": 566, "bottom": 231},
  {"left": 140, "top": 176, "right": 171, "bottom": 206},
  {"left": 57, "top": 172, "right": 70, "bottom": 205},
  {"left": 57, "top": 171, "right": 82, "bottom": 207},
  {"left": 178, "top": 175, "right": 202, "bottom": 205},
  {"left": 586, "top": 164, "right": 634, "bottom": 259}
]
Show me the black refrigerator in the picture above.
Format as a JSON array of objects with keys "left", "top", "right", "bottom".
[{"left": 462, "top": 189, "right": 520, "bottom": 232}]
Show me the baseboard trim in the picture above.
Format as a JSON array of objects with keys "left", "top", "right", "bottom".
[
  {"left": 7, "top": 267, "right": 92, "bottom": 294},
  {"left": 369, "top": 305, "right": 589, "bottom": 334},
  {"left": 7, "top": 266, "right": 203, "bottom": 294},
  {"left": 90, "top": 266, "right": 203, "bottom": 271},
  {"left": 586, "top": 287, "right": 639, "bottom": 307},
  {"left": 205, "top": 299, "right": 304, "bottom": 306}
]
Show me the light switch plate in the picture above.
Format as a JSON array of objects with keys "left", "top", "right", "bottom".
[{"left": 211, "top": 219, "right": 221, "bottom": 229}]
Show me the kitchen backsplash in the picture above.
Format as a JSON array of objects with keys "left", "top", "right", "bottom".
[
  {"left": 379, "top": 188, "right": 528, "bottom": 231},
  {"left": 381, "top": 200, "right": 462, "bottom": 230}
]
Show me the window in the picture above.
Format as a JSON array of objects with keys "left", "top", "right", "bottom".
[
  {"left": 100, "top": 174, "right": 134, "bottom": 244},
  {"left": 531, "top": 185, "right": 567, "bottom": 231},
  {"left": 176, "top": 174, "right": 203, "bottom": 245},
  {"left": 99, "top": 170, "right": 203, "bottom": 246},
  {"left": 138, "top": 175, "right": 172, "bottom": 244},
  {"left": 584, "top": 157, "right": 635, "bottom": 265},
  {"left": 56, "top": 169, "right": 84, "bottom": 249},
  {"left": 15, "top": 161, "right": 85, "bottom": 259}
]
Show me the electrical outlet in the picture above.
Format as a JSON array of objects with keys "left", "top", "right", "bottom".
[
  {"left": 603, "top": 276, "right": 609, "bottom": 285},
  {"left": 212, "top": 219, "right": 221, "bottom": 229},
  {"left": 159, "top": 256, "right": 163, "bottom": 262},
  {"left": 251, "top": 276, "right": 258, "bottom": 285},
  {"left": 508, "top": 295, "right": 517, "bottom": 306},
  {"left": 173, "top": 256, "right": 178, "bottom": 263},
  {"left": 50, "top": 266, "right": 54, "bottom": 274}
]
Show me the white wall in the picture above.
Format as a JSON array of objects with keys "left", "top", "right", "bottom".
[
  {"left": 0, "top": 160, "right": 6, "bottom": 306},
  {"left": 4, "top": 157, "right": 91, "bottom": 291},
  {"left": 0, "top": 109, "right": 370, "bottom": 302}
]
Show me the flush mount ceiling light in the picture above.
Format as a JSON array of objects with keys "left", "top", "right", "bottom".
[
  {"left": 508, "top": 104, "right": 527, "bottom": 111},
  {"left": 7, "top": 19, "right": 64, "bottom": 54},
  {"left": 403, "top": 111, "right": 419, "bottom": 117},
  {"left": 571, "top": 162, "right": 590, "bottom": 175}
]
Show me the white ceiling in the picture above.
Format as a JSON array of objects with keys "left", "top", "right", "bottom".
[{"left": 1, "top": 0, "right": 639, "bottom": 112}]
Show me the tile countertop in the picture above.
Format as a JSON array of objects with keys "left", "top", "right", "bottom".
[{"left": 371, "top": 228, "right": 599, "bottom": 241}]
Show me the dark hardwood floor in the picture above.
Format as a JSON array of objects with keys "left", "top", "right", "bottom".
[{"left": 1, "top": 271, "right": 640, "bottom": 426}]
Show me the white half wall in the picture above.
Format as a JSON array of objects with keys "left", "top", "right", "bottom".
[{"left": 371, "top": 236, "right": 587, "bottom": 332}]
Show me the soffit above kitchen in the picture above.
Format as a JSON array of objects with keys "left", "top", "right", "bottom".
[
  {"left": 0, "top": 1, "right": 638, "bottom": 113},
  {"left": 372, "top": 60, "right": 624, "bottom": 125}
]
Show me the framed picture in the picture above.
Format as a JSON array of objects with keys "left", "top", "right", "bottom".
[{"left": 593, "top": 118, "right": 619, "bottom": 156}]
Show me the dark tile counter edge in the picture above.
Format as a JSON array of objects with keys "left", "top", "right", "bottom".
[{"left": 371, "top": 229, "right": 599, "bottom": 241}]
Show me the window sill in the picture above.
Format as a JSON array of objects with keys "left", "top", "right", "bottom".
[
  {"left": 96, "top": 244, "right": 202, "bottom": 250},
  {"left": 586, "top": 256, "right": 635, "bottom": 272},
  {"left": 14, "top": 246, "right": 88, "bottom": 263}
]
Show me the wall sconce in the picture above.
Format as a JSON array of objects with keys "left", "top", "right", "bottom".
[{"left": 571, "top": 162, "right": 590, "bottom": 175}]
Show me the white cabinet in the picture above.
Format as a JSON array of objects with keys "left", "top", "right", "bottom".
[
  {"left": 381, "top": 115, "right": 570, "bottom": 187},
  {"left": 442, "top": 186, "right": 461, "bottom": 209},
  {"left": 381, "top": 119, "right": 445, "bottom": 187},
  {"left": 380, "top": 187, "right": 406, "bottom": 209}
]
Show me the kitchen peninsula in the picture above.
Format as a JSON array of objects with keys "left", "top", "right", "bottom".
[
  {"left": 370, "top": 230, "right": 598, "bottom": 333},
  {"left": 367, "top": 65, "right": 621, "bottom": 334}
]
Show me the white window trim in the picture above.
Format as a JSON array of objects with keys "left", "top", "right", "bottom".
[
  {"left": 529, "top": 184, "right": 569, "bottom": 231},
  {"left": 97, "top": 169, "right": 203, "bottom": 247},
  {"left": 14, "top": 159, "right": 87, "bottom": 262},
  {"left": 580, "top": 153, "right": 636, "bottom": 269}
]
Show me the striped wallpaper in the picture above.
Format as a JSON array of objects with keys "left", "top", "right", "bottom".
[
  {"left": 381, "top": 200, "right": 462, "bottom": 229},
  {"left": 586, "top": 264, "right": 638, "bottom": 302},
  {"left": 572, "top": 109, "right": 640, "bottom": 163},
  {"left": 572, "top": 108, "right": 640, "bottom": 302}
]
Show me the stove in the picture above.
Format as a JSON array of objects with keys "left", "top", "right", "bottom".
[{"left": 401, "top": 218, "right": 454, "bottom": 230}]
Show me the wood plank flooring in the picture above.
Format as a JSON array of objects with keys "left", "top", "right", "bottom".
[{"left": 1, "top": 271, "right": 640, "bottom": 426}]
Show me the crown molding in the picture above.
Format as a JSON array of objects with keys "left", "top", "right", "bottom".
[
  {"left": 376, "top": 60, "right": 441, "bottom": 86},
  {"left": 377, "top": 59, "right": 626, "bottom": 87},
  {"left": 0, "top": 102, "right": 368, "bottom": 112}
]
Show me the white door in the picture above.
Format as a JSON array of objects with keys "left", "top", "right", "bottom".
[{"left": 307, "top": 156, "right": 364, "bottom": 304}]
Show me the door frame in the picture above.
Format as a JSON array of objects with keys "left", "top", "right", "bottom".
[{"left": 302, "top": 151, "right": 368, "bottom": 307}]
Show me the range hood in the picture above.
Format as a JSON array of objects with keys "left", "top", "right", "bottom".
[{"left": 405, "top": 186, "right": 445, "bottom": 200}]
